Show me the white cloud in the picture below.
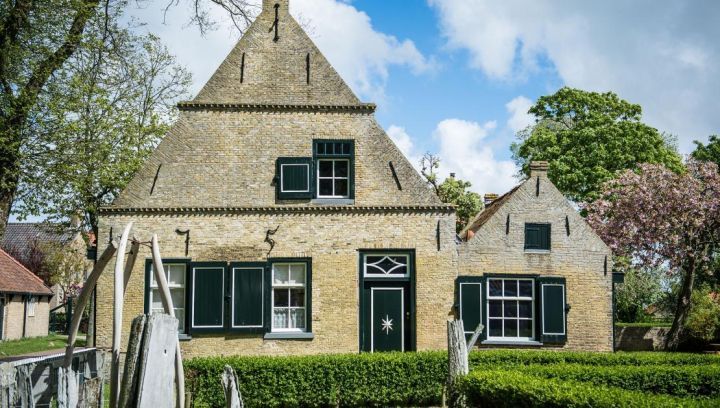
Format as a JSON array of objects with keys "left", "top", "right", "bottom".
[
  {"left": 505, "top": 96, "right": 534, "bottom": 133},
  {"left": 433, "top": 119, "right": 518, "bottom": 195},
  {"left": 429, "top": 0, "right": 720, "bottom": 152}
]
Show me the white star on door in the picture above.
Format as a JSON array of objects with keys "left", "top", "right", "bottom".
[{"left": 381, "top": 315, "right": 394, "bottom": 334}]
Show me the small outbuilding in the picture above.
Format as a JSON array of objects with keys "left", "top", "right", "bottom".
[{"left": 0, "top": 248, "right": 53, "bottom": 340}]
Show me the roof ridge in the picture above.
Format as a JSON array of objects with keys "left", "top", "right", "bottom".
[{"left": 0, "top": 247, "right": 48, "bottom": 287}]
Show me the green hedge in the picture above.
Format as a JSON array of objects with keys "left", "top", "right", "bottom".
[
  {"left": 468, "top": 349, "right": 720, "bottom": 367},
  {"left": 185, "top": 351, "right": 447, "bottom": 407},
  {"left": 457, "top": 370, "right": 720, "bottom": 408},
  {"left": 523, "top": 364, "right": 720, "bottom": 398}
]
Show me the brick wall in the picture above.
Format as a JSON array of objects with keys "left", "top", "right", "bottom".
[{"left": 1, "top": 294, "right": 49, "bottom": 340}]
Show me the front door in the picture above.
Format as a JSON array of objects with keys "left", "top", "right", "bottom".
[{"left": 371, "top": 287, "right": 404, "bottom": 352}]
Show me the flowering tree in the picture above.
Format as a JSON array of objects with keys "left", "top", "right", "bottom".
[{"left": 586, "top": 161, "right": 720, "bottom": 350}]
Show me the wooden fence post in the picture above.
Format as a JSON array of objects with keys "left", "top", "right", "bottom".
[
  {"left": 119, "top": 315, "right": 147, "bottom": 408},
  {"left": 221, "top": 365, "right": 243, "bottom": 408}
]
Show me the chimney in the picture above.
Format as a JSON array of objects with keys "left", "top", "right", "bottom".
[
  {"left": 529, "top": 161, "right": 549, "bottom": 177},
  {"left": 449, "top": 172, "right": 456, "bottom": 179},
  {"left": 484, "top": 193, "right": 498, "bottom": 206},
  {"left": 262, "top": 0, "right": 289, "bottom": 13}
]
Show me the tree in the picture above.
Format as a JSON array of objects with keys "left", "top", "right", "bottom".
[
  {"left": 420, "top": 153, "right": 483, "bottom": 232},
  {"left": 12, "top": 3, "right": 191, "bottom": 234},
  {"left": 692, "top": 135, "right": 720, "bottom": 169},
  {"left": 0, "top": 0, "right": 257, "bottom": 238},
  {"left": 614, "top": 265, "right": 664, "bottom": 323},
  {"left": 41, "top": 241, "right": 87, "bottom": 302},
  {"left": 586, "top": 160, "right": 720, "bottom": 350},
  {"left": 511, "top": 87, "right": 684, "bottom": 203}
]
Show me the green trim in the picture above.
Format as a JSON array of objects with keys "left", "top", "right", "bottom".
[
  {"left": 313, "top": 139, "right": 355, "bottom": 200},
  {"left": 144, "top": 258, "right": 191, "bottom": 333},
  {"left": 268, "top": 258, "right": 313, "bottom": 334},
  {"left": 228, "top": 262, "right": 267, "bottom": 334},
  {"left": 189, "top": 261, "right": 228, "bottom": 334},
  {"left": 537, "top": 276, "right": 567, "bottom": 344},
  {"left": 456, "top": 276, "right": 486, "bottom": 343},
  {"left": 276, "top": 157, "right": 313, "bottom": 200}
]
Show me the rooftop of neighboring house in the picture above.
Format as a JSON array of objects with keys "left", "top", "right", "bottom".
[
  {"left": 0, "top": 247, "right": 53, "bottom": 295},
  {"left": 1, "top": 222, "right": 77, "bottom": 255}
]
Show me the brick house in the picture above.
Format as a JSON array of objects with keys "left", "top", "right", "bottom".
[
  {"left": 94, "top": 0, "right": 614, "bottom": 356},
  {"left": 0, "top": 248, "right": 53, "bottom": 340}
]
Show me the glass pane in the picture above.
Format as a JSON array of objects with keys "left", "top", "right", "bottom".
[
  {"left": 150, "top": 269, "right": 157, "bottom": 287},
  {"left": 319, "top": 160, "right": 333, "bottom": 177},
  {"left": 504, "top": 301, "right": 518, "bottom": 317},
  {"left": 168, "top": 265, "right": 185, "bottom": 286},
  {"left": 151, "top": 289, "right": 163, "bottom": 310},
  {"left": 488, "top": 280, "right": 502, "bottom": 296},
  {"left": 317, "top": 142, "right": 326, "bottom": 155},
  {"left": 518, "top": 301, "right": 532, "bottom": 318},
  {"left": 273, "top": 308, "right": 288, "bottom": 329},
  {"left": 290, "top": 289, "right": 305, "bottom": 307},
  {"left": 504, "top": 319, "right": 518, "bottom": 337},
  {"left": 489, "top": 300, "right": 502, "bottom": 318},
  {"left": 274, "top": 289, "right": 289, "bottom": 307},
  {"left": 175, "top": 309, "right": 185, "bottom": 333},
  {"left": 504, "top": 280, "right": 518, "bottom": 297},
  {"left": 290, "top": 309, "right": 305, "bottom": 329},
  {"left": 171, "top": 288, "right": 185, "bottom": 309},
  {"left": 273, "top": 265, "right": 289, "bottom": 284},
  {"left": 519, "top": 320, "right": 533, "bottom": 338},
  {"left": 489, "top": 319, "right": 502, "bottom": 337},
  {"left": 519, "top": 280, "right": 533, "bottom": 297},
  {"left": 342, "top": 143, "right": 351, "bottom": 155},
  {"left": 151, "top": 308, "right": 164, "bottom": 315},
  {"left": 319, "top": 179, "right": 333, "bottom": 196},
  {"left": 334, "top": 179, "right": 348, "bottom": 196},
  {"left": 334, "top": 160, "right": 348, "bottom": 177},
  {"left": 289, "top": 265, "right": 305, "bottom": 284}
]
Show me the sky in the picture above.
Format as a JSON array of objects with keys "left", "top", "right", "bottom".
[{"left": 124, "top": 0, "right": 718, "bottom": 196}]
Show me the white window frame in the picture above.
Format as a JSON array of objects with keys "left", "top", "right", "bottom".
[
  {"left": 486, "top": 278, "right": 535, "bottom": 342},
  {"left": 231, "top": 267, "right": 264, "bottom": 329},
  {"left": 271, "top": 262, "right": 307, "bottom": 333},
  {"left": 280, "top": 163, "right": 311, "bottom": 193},
  {"left": 27, "top": 296, "right": 36, "bottom": 317},
  {"left": 363, "top": 254, "right": 410, "bottom": 278},
  {"left": 150, "top": 263, "right": 187, "bottom": 333},
  {"left": 316, "top": 158, "right": 350, "bottom": 198}
]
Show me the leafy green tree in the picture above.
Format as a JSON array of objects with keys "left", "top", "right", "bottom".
[
  {"left": 692, "top": 135, "right": 720, "bottom": 168},
  {"left": 685, "top": 286, "right": 720, "bottom": 342},
  {"left": 614, "top": 265, "right": 665, "bottom": 323},
  {"left": 420, "top": 153, "right": 483, "bottom": 232},
  {"left": 12, "top": 5, "right": 191, "bottom": 234},
  {"left": 511, "top": 87, "right": 684, "bottom": 203}
]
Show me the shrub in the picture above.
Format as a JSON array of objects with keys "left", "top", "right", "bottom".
[
  {"left": 468, "top": 349, "right": 720, "bottom": 367},
  {"left": 685, "top": 287, "right": 720, "bottom": 342},
  {"left": 523, "top": 364, "right": 720, "bottom": 398},
  {"left": 185, "top": 351, "right": 447, "bottom": 407},
  {"left": 457, "top": 370, "right": 719, "bottom": 408}
]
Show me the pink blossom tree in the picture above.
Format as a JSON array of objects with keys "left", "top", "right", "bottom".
[{"left": 586, "top": 160, "right": 720, "bottom": 350}]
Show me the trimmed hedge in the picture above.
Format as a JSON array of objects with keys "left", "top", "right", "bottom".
[
  {"left": 468, "top": 349, "right": 720, "bottom": 367},
  {"left": 184, "top": 351, "right": 447, "bottom": 407},
  {"left": 523, "top": 363, "right": 720, "bottom": 398},
  {"left": 457, "top": 370, "right": 720, "bottom": 408}
]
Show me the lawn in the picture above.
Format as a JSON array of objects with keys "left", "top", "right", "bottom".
[{"left": 0, "top": 333, "right": 86, "bottom": 358}]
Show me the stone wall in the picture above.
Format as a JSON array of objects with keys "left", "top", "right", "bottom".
[
  {"left": 458, "top": 169, "right": 614, "bottom": 352},
  {"left": 614, "top": 326, "right": 668, "bottom": 351}
]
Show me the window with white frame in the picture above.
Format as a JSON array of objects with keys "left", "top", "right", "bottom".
[
  {"left": 271, "top": 263, "right": 306, "bottom": 331},
  {"left": 363, "top": 254, "right": 409, "bottom": 277},
  {"left": 317, "top": 159, "right": 349, "bottom": 198},
  {"left": 149, "top": 263, "right": 186, "bottom": 333},
  {"left": 487, "top": 278, "right": 534, "bottom": 341},
  {"left": 27, "top": 296, "right": 36, "bottom": 317}
]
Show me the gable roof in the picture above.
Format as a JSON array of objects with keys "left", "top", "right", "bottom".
[
  {"left": 1, "top": 223, "right": 76, "bottom": 255},
  {"left": 459, "top": 185, "right": 521, "bottom": 239},
  {"left": 0, "top": 248, "right": 52, "bottom": 295}
]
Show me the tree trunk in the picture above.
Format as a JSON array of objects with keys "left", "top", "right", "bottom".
[
  {"left": 665, "top": 263, "right": 696, "bottom": 350},
  {"left": 447, "top": 319, "right": 468, "bottom": 408}
]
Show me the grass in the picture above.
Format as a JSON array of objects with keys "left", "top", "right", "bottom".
[
  {"left": 616, "top": 321, "right": 673, "bottom": 328},
  {"left": 0, "top": 333, "right": 86, "bottom": 358}
]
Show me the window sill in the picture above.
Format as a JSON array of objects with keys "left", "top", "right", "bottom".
[
  {"left": 178, "top": 334, "right": 192, "bottom": 341},
  {"left": 524, "top": 249, "right": 550, "bottom": 254},
  {"left": 264, "top": 332, "right": 314, "bottom": 340},
  {"left": 481, "top": 340, "right": 543, "bottom": 346},
  {"left": 311, "top": 198, "right": 354, "bottom": 205}
]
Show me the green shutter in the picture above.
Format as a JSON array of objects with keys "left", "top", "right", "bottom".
[
  {"left": 231, "top": 264, "right": 265, "bottom": 331},
  {"left": 525, "top": 223, "right": 551, "bottom": 250},
  {"left": 191, "top": 263, "right": 226, "bottom": 331},
  {"left": 457, "top": 277, "right": 486, "bottom": 343},
  {"left": 538, "top": 277, "right": 567, "bottom": 343},
  {"left": 276, "top": 157, "right": 312, "bottom": 199}
]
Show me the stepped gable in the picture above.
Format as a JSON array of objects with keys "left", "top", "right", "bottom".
[{"left": 193, "top": 0, "right": 360, "bottom": 106}]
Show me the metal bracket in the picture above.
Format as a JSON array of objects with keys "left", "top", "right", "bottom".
[{"left": 264, "top": 225, "right": 280, "bottom": 256}]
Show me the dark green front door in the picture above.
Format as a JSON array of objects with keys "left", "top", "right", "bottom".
[{"left": 370, "top": 287, "right": 405, "bottom": 352}]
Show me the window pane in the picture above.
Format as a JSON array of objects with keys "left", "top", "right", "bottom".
[
  {"left": 519, "top": 320, "right": 533, "bottom": 338},
  {"left": 290, "top": 309, "right": 305, "bottom": 329},
  {"left": 319, "top": 179, "right": 333, "bottom": 196},
  {"left": 334, "top": 179, "right": 348, "bottom": 196},
  {"left": 504, "top": 301, "right": 518, "bottom": 317},
  {"left": 317, "top": 142, "right": 326, "bottom": 155},
  {"left": 488, "top": 280, "right": 502, "bottom": 296},
  {"left": 151, "top": 308, "right": 164, "bottom": 314},
  {"left": 290, "top": 289, "right": 305, "bottom": 307},
  {"left": 273, "top": 308, "right": 288, "bottom": 328},
  {"left": 274, "top": 289, "right": 289, "bottom": 307},
  {"left": 504, "top": 280, "right": 518, "bottom": 297},
  {"left": 504, "top": 319, "right": 518, "bottom": 337},
  {"left": 342, "top": 143, "right": 351, "bottom": 155},
  {"left": 150, "top": 269, "right": 157, "bottom": 287},
  {"left": 489, "top": 300, "right": 502, "bottom": 318},
  {"left": 519, "top": 280, "right": 533, "bottom": 297},
  {"left": 289, "top": 265, "right": 305, "bottom": 284},
  {"left": 273, "top": 265, "right": 289, "bottom": 284},
  {"left": 489, "top": 319, "right": 502, "bottom": 337},
  {"left": 175, "top": 309, "right": 185, "bottom": 333},
  {"left": 171, "top": 288, "right": 185, "bottom": 309},
  {"left": 334, "top": 160, "right": 348, "bottom": 177},
  {"left": 518, "top": 301, "right": 532, "bottom": 318},
  {"left": 168, "top": 265, "right": 186, "bottom": 286},
  {"left": 319, "top": 160, "right": 333, "bottom": 177},
  {"left": 151, "top": 289, "right": 163, "bottom": 310}
]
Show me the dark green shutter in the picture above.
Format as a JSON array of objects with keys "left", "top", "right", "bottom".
[
  {"left": 525, "top": 223, "right": 551, "bottom": 250},
  {"left": 231, "top": 264, "right": 264, "bottom": 331},
  {"left": 457, "top": 277, "right": 485, "bottom": 343},
  {"left": 538, "top": 277, "right": 567, "bottom": 343},
  {"left": 191, "top": 263, "right": 226, "bottom": 331},
  {"left": 276, "top": 157, "right": 312, "bottom": 199}
]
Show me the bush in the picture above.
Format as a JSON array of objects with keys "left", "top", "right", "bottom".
[
  {"left": 685, "top": 287, "right": 720, "bottom": 342},
  {"left": 468, "top": 349, "right": 720, "bottom": 367},
  {"left": 523, "top": 364, "right": 720, "bottom": 398},
  {"left": 185, "top": 351, "right": 447, "bottom": 407},
  {"left": 457, "top": 370, "right": 719, "bottom": 408}
]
